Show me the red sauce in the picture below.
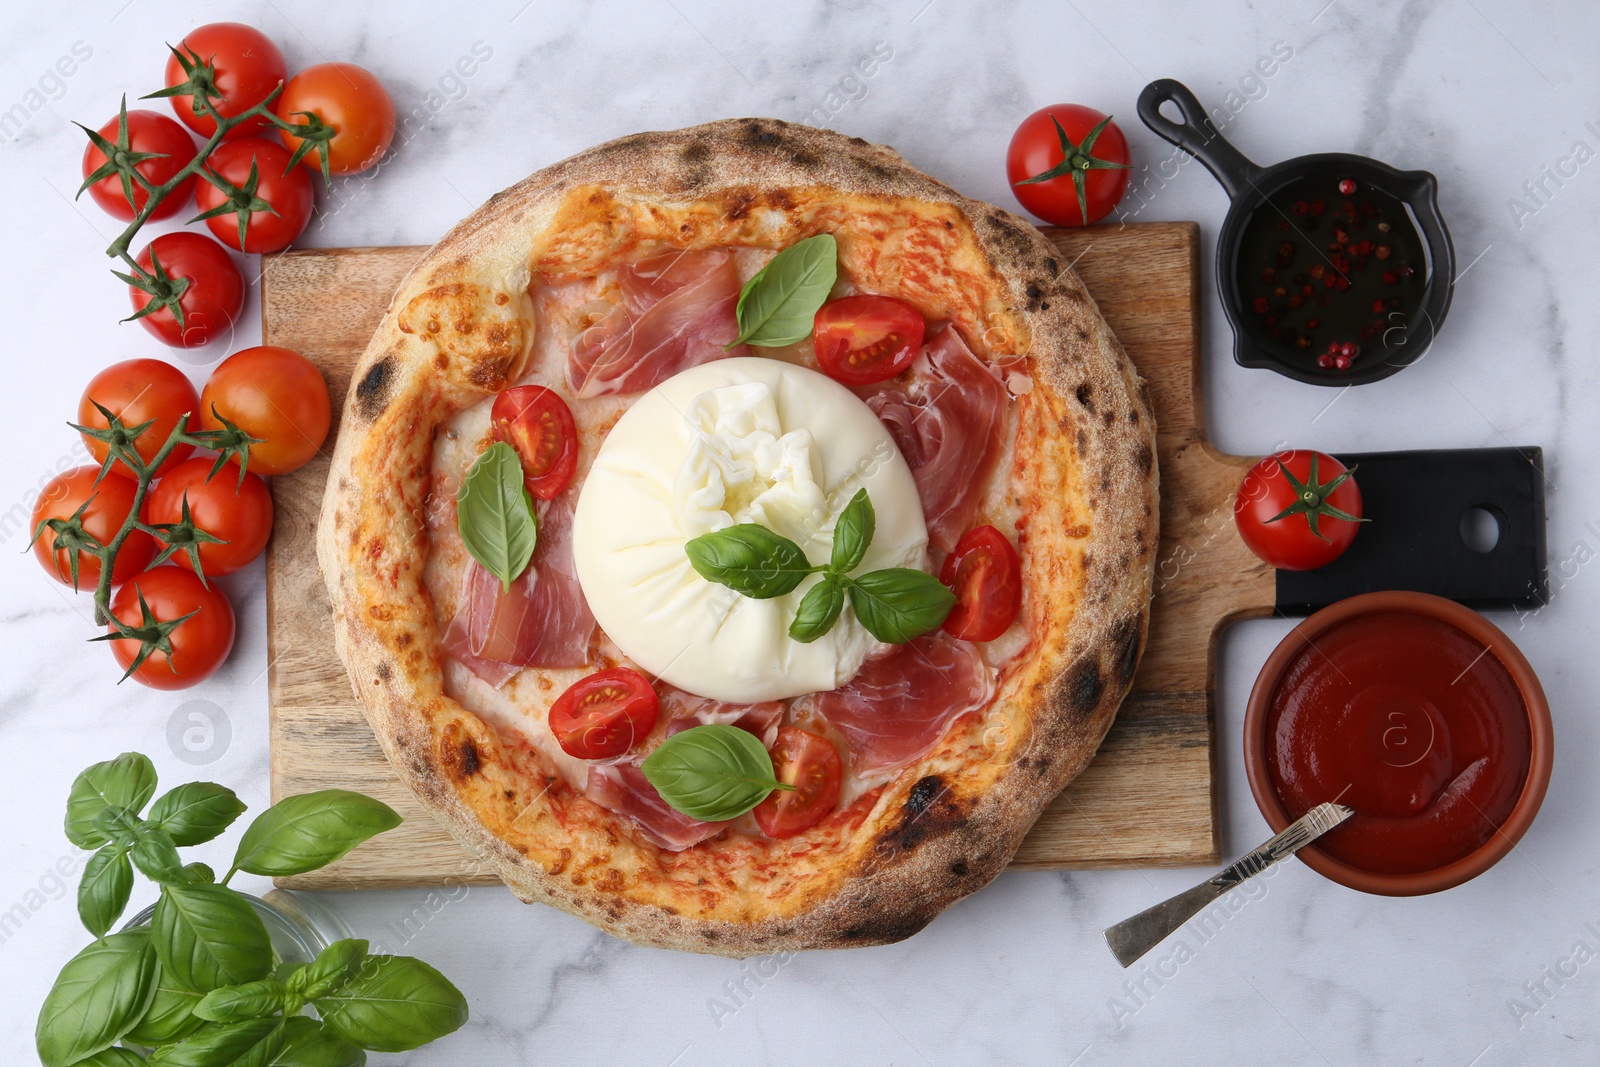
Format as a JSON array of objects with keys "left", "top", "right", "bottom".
[{"left": 1265, "top": 611, "right": 1531, "bottom": 876}]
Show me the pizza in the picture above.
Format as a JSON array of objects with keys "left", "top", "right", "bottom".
[{"left": 317, "top": 118, "right": 1157, "bottom": 956}]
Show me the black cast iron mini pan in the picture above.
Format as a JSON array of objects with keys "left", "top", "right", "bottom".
[{"left": 1136, "top": 78, "right": 1456, "bottom": 387}]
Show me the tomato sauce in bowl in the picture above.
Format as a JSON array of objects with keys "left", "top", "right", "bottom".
[{"left": 1244, "top": 592, "right": 1552, "bottom": 895}]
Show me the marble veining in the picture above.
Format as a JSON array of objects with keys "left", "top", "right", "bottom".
[{"left": 2, "top": 1, "right": 1598, "bottom": 1063}]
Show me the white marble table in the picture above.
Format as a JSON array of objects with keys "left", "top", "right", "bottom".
[{"left": 3, "top": 1, "right": 1598, "bottom": 1063}]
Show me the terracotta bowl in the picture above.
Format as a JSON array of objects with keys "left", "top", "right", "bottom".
[{"left": 1242, "top": 591, "right": 1553, "bottom": 895}]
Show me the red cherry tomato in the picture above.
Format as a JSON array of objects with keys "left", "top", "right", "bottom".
[
  {"left": 106, "top": 566, "right": 235, "bottom": 689},
  {"left": 276, "top": 63, "right": 395, "bottom": 176},
  {"left": 549, "top": 669, "right": 659, "bottom": 760},
  {"left": 144, "top": 457, "right": 273, "bottom": 578},
  {"left": 812, "top": 295, "right": 926, "bottom": 385},
  {"left": 490, "top": 386, "right": 578, "bottom": 500},
  {"left": 30, "top": 467, "right": 157, "bottom": 590},
  {"left": 198, "top": 346, "right": 331, "bottom": 475},
  {"left": 80, "top": 109, "right": 198, "bottom": 221},
  {"left": 129, "top": 232, "right": 245, "bottom": 349},
  {"left": 754, "top": 727, "right": 843, "bottom": 839},
  {"left": 163, "top": 23, "right": 287, "bottom": 139},
  {"left": 939, "top": 525, "right": 1023, "bottom": 642},
  {"left": 1006, "top": 104, "right": 1131, "bottom": 227},
  {"left": 194, "top": 138, "right": 314, "bottom": 253},
  {"left": 1234, "top": 450, "right": 1365, "bottom": 571},
  {"left": 79, "top": 359, "right": 199, "bottom": 477}
]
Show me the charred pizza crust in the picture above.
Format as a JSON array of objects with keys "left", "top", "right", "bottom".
[{"left": 316, "top": 118, "right": 1157, "bottom": 956}]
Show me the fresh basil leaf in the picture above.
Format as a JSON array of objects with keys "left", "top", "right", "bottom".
[
  {"left": 230, "top": 791, "right": 402, "bottom": 878},
  {"left": 35, "top": 928, "right": 157, "bottom": 1067},
  {"left": 270, "top": 1017, "right": 366, "bottom": 1067},
  {"left": 149, "top": 782, "right": 248, "bottom": 847},
  {"left": 788, "top": 575, "right": 845, "bottom": 643},
  {"left": 685, "top": 524, "right": 814, "bottom": 599},
  {"left": 287, "top": 939, "right": 369, "bottom": 1000},
  {"left": 152, "top": 883, "right": 273, "bottom": 992},
  {"left": 730, "top": 233, "right": 838, "bottom": 347},
  {"left": 830, "top": 489, "right": 875, "bottom": 573},
  {"left": 181, "top": 861, "right": 216, "bottom": 885},
  {"left": 66, "top": 753, "right": 158, "bottom": 848},
  {"left": 79, "top": 844, "right": 133, "bottom": 938},
  {"left": 456, "top": 441, "right": 538, "bottom": 593},
  {"left": 314, "top": 955, "right": 468, "bottom": 1053},
  {"left": 124, "top": 963, "right": 205, "bottom": 1046},
  {"left": 195, "top": 978, "right": 288, "bottom": 1023},
  {"left": 146, "top": 1017, "right": 284, "bottom": 1066},
  {"left": 640, "top": 724, "right": 788, "bottom": 821},
  {"left": 93, "top": 805, "right": 140, "bottom": 848},
  {"left": 847, "top": 568, "right": 956, "bottom": 645},
  {"left": 74, "top": 1049, "right": 147, "bottom": 1067},
  {"left": 131, "top": 823, "right": 186, "bottom": 884}
]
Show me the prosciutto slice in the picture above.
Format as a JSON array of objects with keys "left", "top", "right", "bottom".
[
  {"left": 867, "top": 327, "right": 1008, "bottom": 552},
  {"left": 660, "top": 687, "right": 785, "bottom": 746},
  {"left": 799, "top": 631, "right": 995, "bottom": 773},
  {"left": 443, "top": 496, "right": 595, "bottom": 684},
  {"left": 584, "top": 762, "right": 730, "bottom": 851},
  {"left": 567, "top": 249, "right": 748, "bottom": 398}
]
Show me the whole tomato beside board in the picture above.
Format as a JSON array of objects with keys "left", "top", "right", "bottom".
[
  {"left": 1234, "top": 450, "right": 1367, "bottom": 571},
  {"left": 1006, "top": 104, "right": 1132, "bottom": 227}
]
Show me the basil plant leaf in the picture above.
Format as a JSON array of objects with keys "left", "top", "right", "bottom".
[
  {"left": 180, "top": 861, "right": 216, "bottom": 885},
  {"left": 194, "top": 978, "right": 288, "bottom": 1023},
  {"left": 730, "top": 233, "right": 838, "bottom": 347},
  {"left": 78, "top": 844, "right": 134, "bottom": 938},
  {"left": 788, "top": 575, "right": 846, "bottom": 644},
  {"left": 273, "top": 1016, "right": 366, "bottom": 1067},
  {"left": 145, "top": 1017, "right": 284, "bottom": 1066},
  {"left": 829, "top": 488, "right": 875, "bottom": 574},
  {"left": 35, "top": 928, "right": 157, "bottom": 1067},
  {"left": 149, "top": 782, "right": 248, "bottom": 846},
  {"left": 231, "top": 790, "right": 402, "bottom": 878},
  {"left": 152, "top": 883, "right": 273, "bottom": 992},
  {"left": 123, "top": 963, "right": 205, "bottom": 1047},
  {"left": 685, "top": 524, "right": 813, "bottom": 599},
  {"left": 66, "top": 752, "right": 158, "bottom": 849},
  {"left": 847, "top": 568, "right": 956, "bottom": 645},
  {"left": 130, "top": 823, "right": 186, "bottom": 884},
  {"left": 314, "top": 955, "right": 469, "bottom": 1053},
  {"left": 456, "top": 440, "right": 538, "bottom": 593},
  {"left": 640, "top": 724, "right": 789, "bottom": 821},
  {"left": 73, "top": 1049, "right": 148, "bottom": 1067},
  {"left": 288, "top": 938, "right": 370, "bottom": 1000}
]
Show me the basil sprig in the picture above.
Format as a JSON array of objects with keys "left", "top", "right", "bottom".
[
  {"left": 728, "top": 233, "right": 838, "bottom": 348},
  {"left": 36, "top": 753, "right": 468, "bottom": 1067},
  {"left": 457, "top": 440, "right": 538, "bottom": 593},
  {"left": 641, "top": 724, "right": 794, "bottom": 821},
  {"left": 684, "top": 489, "right": 955, "bottom": 645}
]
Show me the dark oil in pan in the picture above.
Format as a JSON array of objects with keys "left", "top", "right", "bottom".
[{"left": 1235, "top": 174, "right": 1429, "bottom": 372}]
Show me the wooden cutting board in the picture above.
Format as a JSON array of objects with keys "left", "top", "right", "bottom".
[{"left": 263, "top": 220, "right": 1266, "bottom": 890}]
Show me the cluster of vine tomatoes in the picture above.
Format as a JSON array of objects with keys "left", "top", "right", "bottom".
[
  {"left": 32, "top": 348, "right": 331, "bottom": 689},
  {"left": 80, "top": 22, "right": 394, "bottom": 348}
]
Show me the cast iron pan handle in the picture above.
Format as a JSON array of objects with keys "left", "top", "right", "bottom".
[{"left": 1137, "top": 78, "right": 1262, "bottom": 200}]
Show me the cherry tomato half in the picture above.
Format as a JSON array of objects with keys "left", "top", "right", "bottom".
[
  {"left": 491, "top": 385, "right": 579, "bottom": 500},
  {"left": 754, "top": 727, "right": 843, "bottom": 839},
  {"left": 198, "top": 346, "right": 331, "bottom": 475},
  {"left": 163, "top": 23, "right": 287, "bottom": 140},
  {"left": 145, "top": 456, "right": 274, "bottom": 578},
  {"left": 195, "top": 138, "right": 314, "bottom": 253},
  {"left": 1234, "top": 450, "right": 1365, "bottom": 571},
  {"left": 107, "top": 566, "right": 235, "bottom": 689},
  {"left": 79, "top": 359, "right": 199, "bottom": 477},
  {"left": 276, "top": 63, "right": 396, "bottom": 176},
  {"left": 549, "top": 668, "right": 659, "bottom": 760},
  {"left": 812, "top": 295, "right": 926, "bottom": 385},
  {"left": 130, "top": 232, "right": 245, "bottom": 349},
  {"left": 940, "top": 525, "right": 1023, "bottom": 642},
  {"left": 80, "top": 109, "right": 198, "bottom": 221},
  {"left": 1006, "top": 104, "right": 1131, "bottom": 227},
  {"left": 31, "top": 467, "right": 157, "bottom": 590}
]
